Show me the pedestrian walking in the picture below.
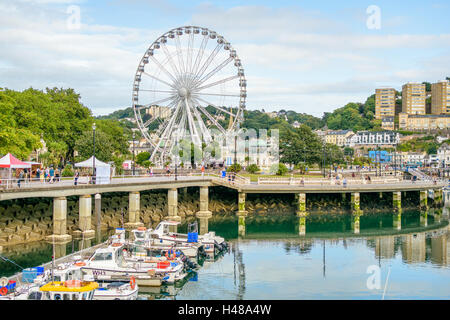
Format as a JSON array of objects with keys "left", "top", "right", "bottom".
[
  {"left": 45, "top": 167, "right": 49, "bottom": 183},
  {"left": 55, "top": 167, "right": 60, "bottom": 183},
  {"left": 49, "top": 167, "right": 55, "bottom": 184},
  {"left": 74, "top": 170, "right": 79, "bottom": 186},
  {"left": 18, "top": 170, "right": 24, "bottom": 188},
  {"left": 36, "top": 167, "right": 41, "bottom": 182},
  {"left": 343, "top": 178, "right": 347, "bottom": 188}
]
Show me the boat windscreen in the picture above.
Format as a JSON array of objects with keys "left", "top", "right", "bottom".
[{"left": 91, "top": 252, "right": 113, "bottom": 261}]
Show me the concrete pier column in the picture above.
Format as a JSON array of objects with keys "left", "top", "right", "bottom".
[
  {"left": 236, "top": 192, "right": 248, "bottom": 237},
  {"left": 125, "top": 191, "right": 144, "bottom": 229},
  {"left": 420, "top": 190, "right": 428, "bottom": 209},
  {"left": 351, "top": 214, "right": 360, "bottom": 234},
  {"left": 298, "top": 216, "right": 307, "bottom": 236},
  {"left": 295, "top": 193, "right": 308, "bottom": 236},
  {"left": 420, "top": 210, "right": 427, "bottom": 227},
  {"left": 196, "top": 186, "right": 212, "bottom": 235},
  {"left": 94, "top": 193, "right": 101, "bottom": 227},
  {"left": 393, "top": 191, "right": 401, "bottom": 212},
  {"left": 45, "top": 197, "right": 72, "bottom": 242},
  {"left": 351, "top": 192, "right": 362, "bottom": 214},
  {"left": 296, "top": 193, "right": 307, "bottom": 216},
  {"left": 76, "top": 195, "right": 95, "bottom": 237},
  {"left": 54, "top": 243, "right": 68, "bottom": 259},
  {"left": 393, "top": 211, "right": 402, "bottom": 230},
  {"left": 434, "top": 189, "right": 443, "bottom": 206},
  {"left": 167, "top": 188, "right": 181, "bottom": 232}
]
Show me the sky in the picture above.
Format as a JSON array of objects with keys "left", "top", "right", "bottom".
[{"left": 0, "top": 0, "right": 449, "bottom": 117}]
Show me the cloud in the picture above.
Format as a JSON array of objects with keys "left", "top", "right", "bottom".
[{"left": 0, "top": 1, "right": 449, "bottom": 118}]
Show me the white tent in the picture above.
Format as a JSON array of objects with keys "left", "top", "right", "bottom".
[{"left": 74, "top": 156, "right": 111, "bottom": 185}]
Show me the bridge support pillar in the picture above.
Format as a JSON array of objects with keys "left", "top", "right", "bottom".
[
  {"left": 393, "top": 191, "right": 401, "bottom": 212},
  {"left": 74, "top": 195, "right": 95, "bottom": 237},
  {"left": 420, "top": 210, "right": 427, "bottom": 227},
  {"left": 393, "top": 210, "right": 402, "bottom": 230},
  {"left": 434, "top": 189, "right": 443, "bottom": 206},
  {"left": 351, "top": 192, "right": 362, "bottom": 214},
  {"left": 45, "top": 197, "right": 72, "bottom": 243},
  {"left": 196, "top": 186, "right": 212, "bottom": 235},
  {"left": 295, "top": 193, "right": 308, "bottom": 236},
  {"left": 351, "top": 213, "right": 360, "bottom": 234},
  {"left": 125, "top": 191, "right": 144, "bottom": 229},
  {"left": 236, "top": 192, "right": 247, "bottom": 237},
  {"left": 94, "top": 193, "right": 101, "bottom": 227},
  {"left": 168, "top": 188, "right": 181, "bottom": 232},
  {"left": 420, "top": 190, "right": 428, "bottom": 209}
]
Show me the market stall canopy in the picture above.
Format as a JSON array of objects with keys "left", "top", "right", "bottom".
[
  {"left": 74, "top": 156, "right": 110, "bottom": 168},
  {"left": 0, "top": 153, "right": 31, "bottom": 169},
  {"left": 74, "top": 156, "right": 111, "bottom": 185}
]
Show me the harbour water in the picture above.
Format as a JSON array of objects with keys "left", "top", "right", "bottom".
[{"left": 1, "top": 210, "right": 449, "bottom": 300}]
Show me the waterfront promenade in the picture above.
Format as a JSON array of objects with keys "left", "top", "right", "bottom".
[{"left": 0, "top": 173, "right": 446, "bottom": 243}]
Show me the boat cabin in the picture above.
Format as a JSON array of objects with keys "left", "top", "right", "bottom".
[
  {"left": 39, "top": 281, "right": 98, "bottom": 300},
  {"left": 87, "top": 244, "right": 126, "bottom": 268},
  {"left": 152, "top": 221, "right": 181, "bottom": 237}
]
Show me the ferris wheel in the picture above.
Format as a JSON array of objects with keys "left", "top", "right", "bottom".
[{"left": 132, "top": 26, "right": 246, "bottom": 165}]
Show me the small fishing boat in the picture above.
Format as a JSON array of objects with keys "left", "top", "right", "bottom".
[{"left": 39, "top": 280, "right": 98, "bottom": 300}]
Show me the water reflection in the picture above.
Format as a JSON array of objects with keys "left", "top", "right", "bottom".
[{"left": 1, "top": 210, "right": 449, "bottom": 299}]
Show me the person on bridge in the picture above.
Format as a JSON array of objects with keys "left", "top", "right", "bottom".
[
  {"left": 17, "top": 170, "right": 24, "bottom": 188},
  {"left": 74, "top": 170, "right": 79, "bottom": 186},
  {"left": 49, "top": 167, "right": 55, "bottom": 184}
]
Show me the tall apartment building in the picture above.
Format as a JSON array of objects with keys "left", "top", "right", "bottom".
[
  {"left": 402, "top": 83, "right": 426, "bottom": 114},
  {"left": 375, "top": 88, "right": 396, "bottom": 119},
  {"left": 431, "top": 80, "right": 450, "bottom": 114}
]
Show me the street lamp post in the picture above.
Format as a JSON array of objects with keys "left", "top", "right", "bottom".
[
  {"left": 175, "top": 139, "right": 178, "bottom": 181},
  {"left": 132, "top": 132, "right": 136, "bottom": 176},
  {"left": 92, "top": 123, "right": 96, "bottom": 184}
]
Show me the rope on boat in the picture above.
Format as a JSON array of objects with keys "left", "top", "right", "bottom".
[{"left": 0, "top": 254, "right": 24, "bottom": 270}]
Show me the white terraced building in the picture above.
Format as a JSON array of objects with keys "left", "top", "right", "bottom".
[
  {"left": 346, "top": 131, "right": 400, "bottom": 147},
  {"left": 437, "top": 143, "right": 450, "bottom": 167}
]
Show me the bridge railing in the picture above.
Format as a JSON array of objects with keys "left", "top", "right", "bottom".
[
  {"left": 0, "top": 173, "right": 217, "bottom": 190},
  {"left": 257, "top": 176, "right": 411, "bottom": 186}
]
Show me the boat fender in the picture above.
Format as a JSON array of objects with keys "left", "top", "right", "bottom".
[
  {"left": 0, "top": 287, "right": 7, "bottom": 296},
  {"left": 75, "top": 262, "right": 86, "bottom": 267},
  {"left": 130, "top": 276, "right": 136, "bottom": 290}
]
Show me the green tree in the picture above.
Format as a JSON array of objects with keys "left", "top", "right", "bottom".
[{"left": 136, "top": 151, "right": 151, "bottom": 166}]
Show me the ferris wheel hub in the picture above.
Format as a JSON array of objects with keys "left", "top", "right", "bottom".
[{"left": 178, "top": 87, "right": 189, "bottom": 98}]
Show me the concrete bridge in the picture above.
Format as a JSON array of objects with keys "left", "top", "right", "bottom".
[{"left": 0, "top": 174, "right": 446, "bottom": 242}]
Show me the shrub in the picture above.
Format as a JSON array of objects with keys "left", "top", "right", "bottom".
[
  {"left": 247, "top": 164, "right": 260, "bottom": 174},
  {"left": 270, "top": 163, "right": 288, "bottom": 176},
  {"left": 61, "top": 164, "right": 74, "bottom": 177},
  {"left": 227, "top": 163, "right": 242, "bottom": 173}
]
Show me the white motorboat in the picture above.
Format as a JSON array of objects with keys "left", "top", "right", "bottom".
[
  {"left": 149, "top": 221, "right": 228, "bottom": 255},
  {"left": 80, "top": 242, "right": 186, "bottom": 286},
  {"left": 131, "top": 227, "right": 204, "bottom": 258},
  {"left": 93, "top": 280, "right": 138, "bottom": 300}
]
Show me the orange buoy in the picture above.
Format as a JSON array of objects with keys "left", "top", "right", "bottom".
[
  {"left": 130, "top": 276, "right": 136, "bottom": 290},
  {"left": 137, "top": 227, "right": 147, "bottom": 231},
  {"left": 111, "top": 243, "right": 122, "bottom": 247},
  {"left": 74, "top": 261, "right": 86, "bottom": 266}
]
